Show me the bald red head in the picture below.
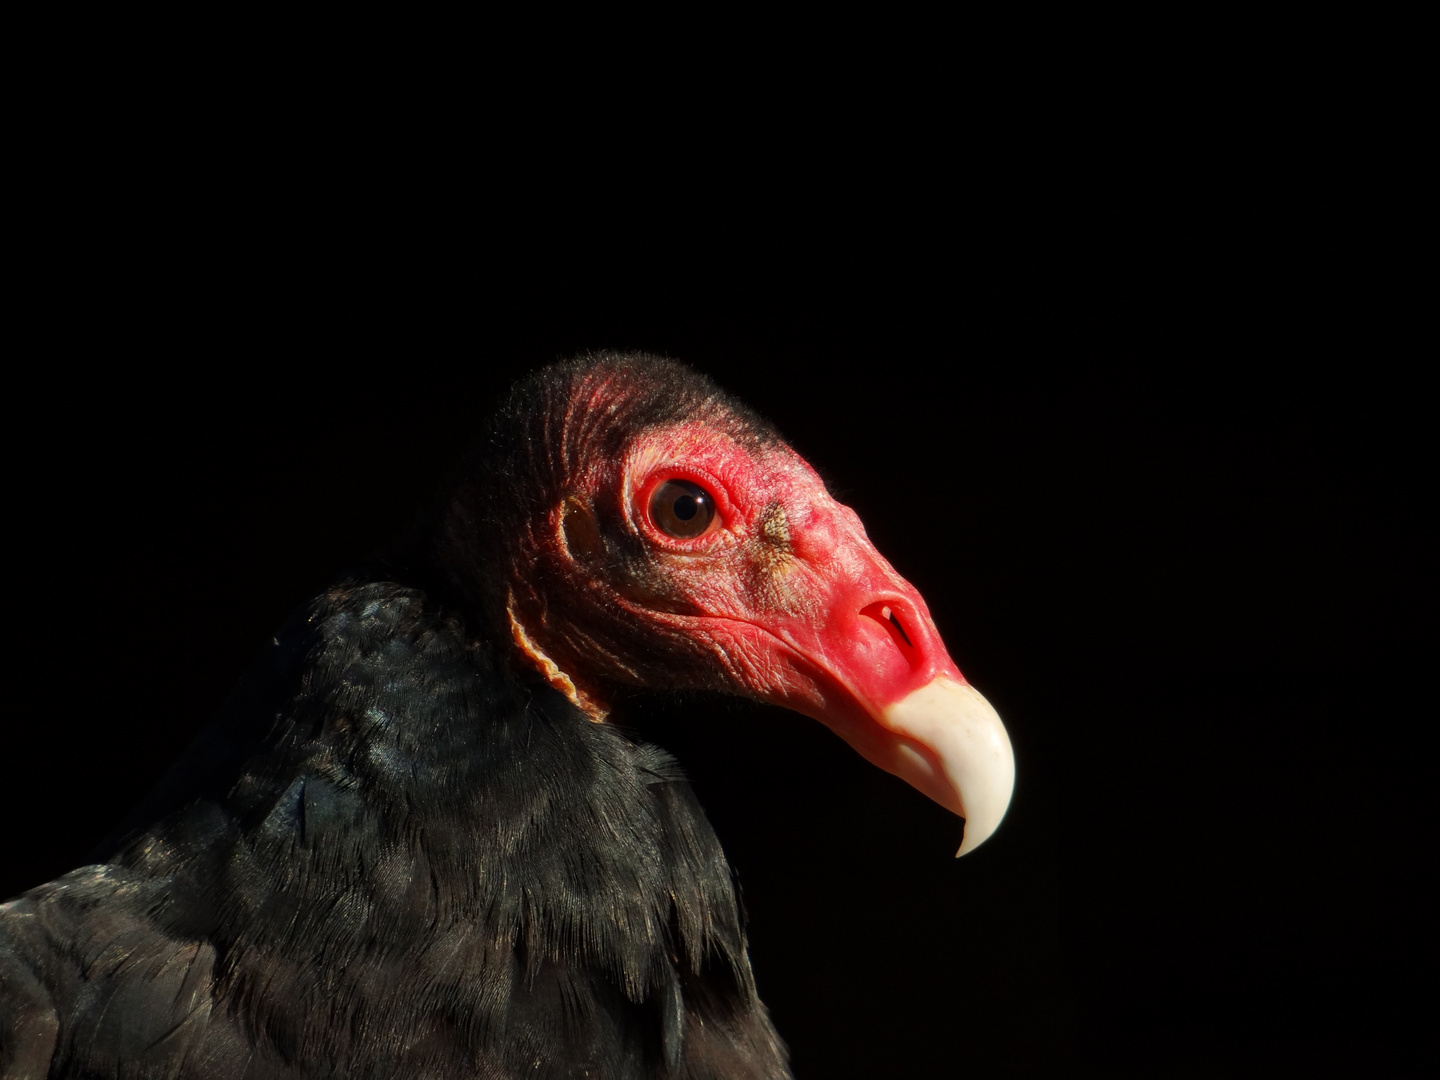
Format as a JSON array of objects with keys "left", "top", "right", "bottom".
[{"left": 456, "top": 354, "right": 1013, "bottom": 855}]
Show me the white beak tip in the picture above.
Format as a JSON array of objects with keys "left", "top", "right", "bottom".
[
  {"left": 881, "top": 677, "right": 1015, "bottom": 857},
  {"left": 955, "top": 818, "right": 998, "bottom": 858}
]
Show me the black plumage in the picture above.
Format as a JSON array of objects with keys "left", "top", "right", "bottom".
[
  {"left": 2, "top": 353, "right": 1010, "bottom": 1078},
  {"left": 2, "top": 356, "right": 789, "bottom": 1078},
  {"left": 4, "top": 575, "right": 783, "bottom": 1078}
]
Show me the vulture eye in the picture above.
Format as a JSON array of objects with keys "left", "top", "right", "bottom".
[{"left": 649, "top": 479, "right": 717, "bottom": 540}]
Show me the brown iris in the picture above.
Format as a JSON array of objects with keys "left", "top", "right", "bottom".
[{"left": 649, "top": 479, "right": 716, "bottom": 539}]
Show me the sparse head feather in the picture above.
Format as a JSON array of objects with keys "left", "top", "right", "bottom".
[
  {"left": 490, "top": 351, "right": 779, "bottom": 498},
  {"left": 435, "top": 352, "right": 780, "bottom": 623}
]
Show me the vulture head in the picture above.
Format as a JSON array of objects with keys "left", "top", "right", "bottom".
[{"left": 438, "top": 354, "right": 1013, "bottom": 854}]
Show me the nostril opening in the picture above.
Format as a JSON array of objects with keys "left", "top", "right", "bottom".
[
  {"left": 861, "top": 602, "right": 922, "bottom": 669},
  {"left": 882, "top": 605, "right": 913, "bottom": 647}
]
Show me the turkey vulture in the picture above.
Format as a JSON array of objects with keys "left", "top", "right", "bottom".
[{"left": 0, "top": 353, "right": 1013, "bottom": 1079}]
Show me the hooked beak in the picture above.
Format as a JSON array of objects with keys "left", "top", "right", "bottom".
[
  {"left": 879, "top": 676, "right": 1014, "bottom": 856},
  {"left": 784, "top": 649, "right": 1015, "bottom": 857},
  {"left": 752, "top": 522, "right": 1016, "bottom": 856}
]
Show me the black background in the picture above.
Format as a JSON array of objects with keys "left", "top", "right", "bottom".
[{"left": 2, "top": 121, "right": 1423, "bottom": 1077}]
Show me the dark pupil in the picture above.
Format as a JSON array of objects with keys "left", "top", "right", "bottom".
[{"left": 651, "top": 479, "right": 715, "bottom": 539}]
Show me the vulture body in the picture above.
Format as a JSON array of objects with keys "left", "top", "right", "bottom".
[{"left": 0, "top": 355, "right": 1012, "bottom": 1079}]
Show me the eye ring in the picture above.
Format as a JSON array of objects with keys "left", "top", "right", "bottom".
[{"left": 648, "top": 478, "right": 718, "bottom": 540}]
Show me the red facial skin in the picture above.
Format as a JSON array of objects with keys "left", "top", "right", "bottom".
[{"left": 505, "top": 419, "right": 971, "bottom": 816}]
